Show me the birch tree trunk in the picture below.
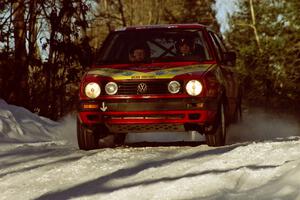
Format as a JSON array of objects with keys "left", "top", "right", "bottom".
[{"left": 249, "top": 0, "right": 262, "bottom": 53}]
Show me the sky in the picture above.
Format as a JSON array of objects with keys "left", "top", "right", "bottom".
[{"left": 214, "top": 0, "right": 240, "bottom": 33}]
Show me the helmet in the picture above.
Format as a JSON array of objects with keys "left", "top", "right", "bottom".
[
  {"left": 128, "top": 42, "right": 150, "bottom": 62},
  {"left": 176, "top": 38, "right": 194, "bottom": 55},
  {"left": 129, "top": 42, "right": 150, "bottom": 56},
  {"left": 176, "top": 38, "right": 194, "bottom": 50},
  {"left": 178, "top": 38, "right": 193, "bottom": 45}
]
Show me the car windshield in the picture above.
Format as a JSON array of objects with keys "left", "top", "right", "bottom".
[{"left": 96, "top": 29, "right": 213, "bottom": 64}]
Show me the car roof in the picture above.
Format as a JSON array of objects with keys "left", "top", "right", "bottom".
[{"left": 115, "top": 24, "right": 209, "bottom": 32}]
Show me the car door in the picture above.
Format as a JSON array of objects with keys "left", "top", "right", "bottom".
[{"left": 208, "top": 31, "right": 240, "bottom": 119}]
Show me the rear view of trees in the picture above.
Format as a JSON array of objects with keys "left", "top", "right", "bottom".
[
  {"left": 226, "top": 0, "right": 300, "bottom": 110},
  {"left": 88, "top": 0, "right": 217, "bottom": 48},
  {"left": 0, "top": 0, "right": 92, "bottom": 119}
]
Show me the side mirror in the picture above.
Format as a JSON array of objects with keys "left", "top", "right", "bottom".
[{"left": 223, "top": 51, "right": 236, "bottom": 66}]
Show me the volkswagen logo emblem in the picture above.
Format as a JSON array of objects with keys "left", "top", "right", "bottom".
[{"left": 137, "top": 83, "right": 148, "bottom": 94}]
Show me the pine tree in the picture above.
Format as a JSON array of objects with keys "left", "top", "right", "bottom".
[{"left": 226, "top": 0, "right": 300, "bottom": 109}]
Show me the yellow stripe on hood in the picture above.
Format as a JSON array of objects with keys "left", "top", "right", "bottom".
[{"left": 87, "top": 64, "right": 212, "bottom": 80}]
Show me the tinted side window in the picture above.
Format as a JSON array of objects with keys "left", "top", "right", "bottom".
[
  {"left": 209, "top": 32, "right": 223, "bottom": 62},
  {"left": 213, "top": 33, "right": 227, "bottom": 53},
  {"left": 197, "top": 31, "right": 213, "bottom": 60}
]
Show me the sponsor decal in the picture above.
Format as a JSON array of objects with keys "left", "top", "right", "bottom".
[{"left": 88, "top": 64, "right": 213, "bottom": 80}]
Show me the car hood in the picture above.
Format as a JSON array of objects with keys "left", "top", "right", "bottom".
[{"left": 86, "top": 62, "right": 215, "bottom": 80}]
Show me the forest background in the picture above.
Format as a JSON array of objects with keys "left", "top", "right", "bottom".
[{"left": 0, "top": 0, "right": 299, "bottom": 120}]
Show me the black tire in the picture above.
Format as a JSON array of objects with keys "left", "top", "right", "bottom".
[
  {"left": 115, "top": 133, "right": 127, "bottom": 146},
  {"left": 77, "top": 118, "right": 100, "bottom": 150},
  {"left": 206, "top": 103, "right": 227, "bottom": 147},
  {"left": 233, "top": 96, "right": 242, "bottom": 123}
]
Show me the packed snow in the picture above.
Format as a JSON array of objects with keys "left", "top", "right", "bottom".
[{"left": 0, "top": 99, "right": 300, "bottom": 200}]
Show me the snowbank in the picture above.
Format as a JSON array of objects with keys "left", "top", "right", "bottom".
[
  {"left": 0, "top": 98, "right": 80, "bottom": 147},
  {"left": 0, "top": 99, "right": 61, "bottom": 142}
]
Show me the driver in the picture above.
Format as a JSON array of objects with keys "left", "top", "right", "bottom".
[
  {"left": 129, "top": 43, "right": 149, "bottom": 62},
  {"left": 176, "top": 38, "right": 194, "bottom": 56}
]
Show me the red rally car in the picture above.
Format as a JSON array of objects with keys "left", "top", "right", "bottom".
[{"left": 77, "top": 24, "right": 242, "bottom": 150}]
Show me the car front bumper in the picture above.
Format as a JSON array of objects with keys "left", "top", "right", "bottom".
[{"left": 78, "top": 97, "right": 218, "bottom": 133}]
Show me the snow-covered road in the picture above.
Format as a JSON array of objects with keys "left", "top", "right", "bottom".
[{"left": 1, "top": 99, "right": 300, "bottom": 200}]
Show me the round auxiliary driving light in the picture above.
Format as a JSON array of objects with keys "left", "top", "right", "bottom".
[
  {"left": 168, "top": 81, "right": 181, "bottom": 94},
  {"left": 105, "top": 82, "right": 118, "bottom": 95}
]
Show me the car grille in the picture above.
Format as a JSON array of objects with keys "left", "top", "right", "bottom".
[
  {"left": 106, "top": 123, "right": 185, "bottom": 133},
  {"left": 117, "top": 80, "right": 179, "bottom": 95}
]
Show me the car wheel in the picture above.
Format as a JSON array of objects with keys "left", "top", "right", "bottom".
[
  {"left": 233, "top": 97, "right": 242, "bottom": 123},
  {"left": 114, "top": 133, "right": 127, "bottom": 146},
  {"left": 77, "top": 118, "right": 100, "bottom": 150},
  {"left": 206, "top": 103, "right": 227, "bottom": 147}
]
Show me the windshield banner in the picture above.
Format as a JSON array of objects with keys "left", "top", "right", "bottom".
[{"left": 87, "top": 64, "right": 213, "bottom": 80}]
